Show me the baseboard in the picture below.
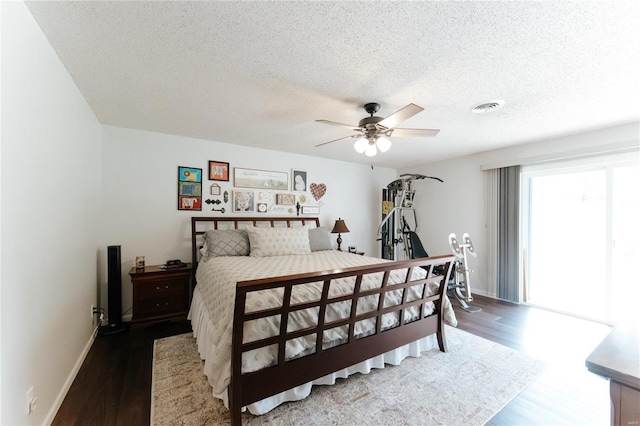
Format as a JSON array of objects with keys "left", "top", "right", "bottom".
[
  {"left": 44, "top": 329, "right": 97, "bottom": 424},
  {"left": 471, "top": 288, "right": 493, "bottom": 298}
]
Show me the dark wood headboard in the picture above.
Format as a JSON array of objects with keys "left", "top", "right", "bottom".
[{"left": 190, "top": 216, "right": 321, "bottom": 276}]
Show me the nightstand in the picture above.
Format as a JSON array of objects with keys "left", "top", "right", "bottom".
[{"left": 129, "top": 263, "right": 192, "bottom": 330}]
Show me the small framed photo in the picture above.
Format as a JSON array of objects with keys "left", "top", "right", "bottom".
[
  {"left": 301, "top": 205, "right": 319, "bottom": 214},
  {"left": 292, "top": 169, "right": 307, "bottom": 192},
  {"left": 210, "top": 184, "right": 221, "bottom": 196},
  {"left": 233, "top": 191, "right": 255, "bottom": 212},
  {"left": 257, "top": 203, "right": 268, "bottom": 213},
  {"left": 209, "top": 161, "right": 229, "bottom": 181},
  {"left": 348, "top": 246, "right": 357, "bottom": 253},
  {"left": 276, "top": 193, "right": 295, "bottom": 205}
]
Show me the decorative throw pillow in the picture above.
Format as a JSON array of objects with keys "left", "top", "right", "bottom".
[
  {"left": 246, "top": 225, "right": 311, "bottom": 257},
  {"left": 202, "top": 229, "right": 250, "bottom": 257},
  {"left": 308, "top": 227, "right": 332, "bottom": 252}
]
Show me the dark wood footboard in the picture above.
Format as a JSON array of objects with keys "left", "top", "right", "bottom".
[{"left": 229, "top": 255, "right": 455, "bottom": 425}]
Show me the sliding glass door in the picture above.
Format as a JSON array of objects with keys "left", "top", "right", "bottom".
[{"left": 523, "top": 154, "right": 639, "bottom": 324}]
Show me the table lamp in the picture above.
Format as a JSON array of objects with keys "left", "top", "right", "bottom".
[{"left": 331, "top": 218, "right": 350, "bottom": 251}]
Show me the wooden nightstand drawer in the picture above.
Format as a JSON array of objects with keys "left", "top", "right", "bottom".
[
  {"left": 137, "top": 278, "right": 184, "bottom": 300},
  {"left": 137, "top": 296, "right": 185, "bottom": 317},
  {"left": 129, "top": 264, "right": 192, "bottom": 330}
]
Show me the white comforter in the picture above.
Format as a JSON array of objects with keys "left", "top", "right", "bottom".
[{"left": 193, "top": 250, "right": 457, "bottom": 396}]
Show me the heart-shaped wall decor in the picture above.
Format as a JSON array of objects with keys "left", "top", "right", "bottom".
[{"left": 310, "top": 183, "right": 327, "bottom": 201}]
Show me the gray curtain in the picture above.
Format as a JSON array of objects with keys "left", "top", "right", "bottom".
[{"left": 497, "top": 166, "right": 521, "bottom": 302}]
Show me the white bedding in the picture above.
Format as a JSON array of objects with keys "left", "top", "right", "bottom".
[{"left": 188, "top": 250, "right": 457, "bottom": 414}]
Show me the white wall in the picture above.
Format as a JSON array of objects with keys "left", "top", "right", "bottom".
[
  {"left": 101, "top": 125, "right": 396, "bottom": 319},
  {"left": 400, "top": 122, "right": 639, "bottom": 298},
  {"left": 1, "top": 2, "right": 102, "bottom": 424}
]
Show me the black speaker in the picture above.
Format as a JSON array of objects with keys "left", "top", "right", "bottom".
[{"left": 99, "top": 245, "right": 128, "bottom": 335}]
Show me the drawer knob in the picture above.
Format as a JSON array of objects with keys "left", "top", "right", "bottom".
[{"left": 165, "top": 285, "right": 169, "bottom": 289}]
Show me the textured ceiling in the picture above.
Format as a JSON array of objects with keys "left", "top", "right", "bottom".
[{"left": 25, "top": 1, "right": 640, "bottom": 169}]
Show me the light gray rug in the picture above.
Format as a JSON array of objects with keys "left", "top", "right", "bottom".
[{"left": 151, "top": 327, "right": 545, "bottom": 425}]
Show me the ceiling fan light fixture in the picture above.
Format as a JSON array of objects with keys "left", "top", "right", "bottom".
[
  {"left": 354, "top": 138, "right": 368, "bottom": 153},
  {"left": 376, "top": 137, "right": 391, "bottom": 152},
  {"left": 365, "top": 143, "right": 377, "bottom": 157}
]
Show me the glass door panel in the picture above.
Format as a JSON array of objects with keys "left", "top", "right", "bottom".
[{"left": 527, "top": 169, "right": 607, "bottom": 321}]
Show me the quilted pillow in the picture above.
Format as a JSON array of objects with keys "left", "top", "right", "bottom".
[
  {"left": 202, "top": 229, "right": 250, "bottom": 257},
  {"left": 308, "top": 227, "right": 332, "bottom": 251},
  {"left": 246, "top": 225, "right": 311, "bottom": 257}
]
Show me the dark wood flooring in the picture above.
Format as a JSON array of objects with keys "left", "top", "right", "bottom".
[{"left": 53, "top": 295, "right": 612, "bottom": 425}]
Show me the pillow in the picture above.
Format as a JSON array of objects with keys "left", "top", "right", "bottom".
[
  {"left": 246, "top": 225, "right": 311, "bottom": 257},
  {"left": 308, "top": 227, "right": 332, "bottom": 252},
  {"left": 202, "top": 229, "right": 250, "bottom": 257}
]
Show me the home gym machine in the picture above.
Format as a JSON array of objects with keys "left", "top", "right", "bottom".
[
  {"left": 378, "top": 173, "right": 443, "bottom": 261},
  {"left": 377, "top": 174, "right": 480, "bottom": 312}
]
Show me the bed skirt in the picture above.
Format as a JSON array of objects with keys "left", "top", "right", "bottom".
[{"left": 188, "top": 286, "right": 442, "bottom": 415}]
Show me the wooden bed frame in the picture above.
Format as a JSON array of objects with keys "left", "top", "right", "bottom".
[{"left": 191, "top": 216, "right": 455, "bottom": 425}]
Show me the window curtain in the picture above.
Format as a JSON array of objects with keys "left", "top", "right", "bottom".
[
  {"left": 497, "top": 165, "right": 521, "bottom": 302},
  {"left": 485, "top": 170, "right": 499, "bottom": 298}
]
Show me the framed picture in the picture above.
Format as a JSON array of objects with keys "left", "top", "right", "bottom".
[
  {"left": 233, "top": 190, "right": 255, "bottom": 212},
  {"left": 292, "top": 169, "right": 307, "bottom": 192},
  {"left": 301, "top": 205, "right": 319, "bottom": 214},
  {"left": 234, "top": 168, "right": 288, "bottom": 190},
  {"left": 178, "top": 166, "right": 202, "bottom": 183},
  {"left": 210, "top": 184, "right": 221, "bottom": 195},
  {"left": 257, "top": 203, "right": 268, "bottom": 213},
  {"left": 276, "top": 193, "right": 295, "bottom": 205},
  {"left": 209, "top": 161, "right": 229, "bottom": 181},
  {"left": 178, "top": 166, "right": 202, "bottom": 211}
]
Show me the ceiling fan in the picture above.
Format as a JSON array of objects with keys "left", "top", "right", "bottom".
[{"left": 315, "top": 102, "right": 439, "bottom": 157}]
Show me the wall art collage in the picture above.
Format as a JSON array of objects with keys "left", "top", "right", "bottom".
[{"left": 177, "top": 162, "right": 326, "bottom": 215}]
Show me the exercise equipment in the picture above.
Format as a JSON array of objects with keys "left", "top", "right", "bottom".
[
  {"left": 448, "top": 233, "right": 481, "bottom": 313},
  {"left": 378, "top": 173, "right": 442, "bottom": 260},
  {"left": 377, "top": 174, "right": 480, "bottom": 312}
]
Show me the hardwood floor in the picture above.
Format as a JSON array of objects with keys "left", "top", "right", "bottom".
[{"left": 53, "top": 296, "right": 612, "bottom": 425}]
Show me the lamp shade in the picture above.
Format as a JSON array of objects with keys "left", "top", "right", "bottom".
[
  {"left": 353, "top": 138, "right": 368, "bottom": 153},
  {"left": 331, "top": 218, "right": 350, "bottom": 234},
  {"left": 364, "top": 143, "right": 377, "bottom": 157},
  {"left": 376, "top": 137, "right": 392, "bottom": 152}
]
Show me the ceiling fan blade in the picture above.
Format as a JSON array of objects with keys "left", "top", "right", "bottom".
[
  {"left": 376, "top": 103, "right": 424, "bottom": 130},
  {"left": 387, "top": 128, "right": 440, "bottom": 137},
  {"left": 315, "top": 134, "right": 359, "bottom": 147},
  {"left": 315, "top": 119, "right": 359, "bottom": 131}
]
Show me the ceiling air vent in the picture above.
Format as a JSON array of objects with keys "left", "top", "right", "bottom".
[{"left": 472, "top": 100, "right": 504, "bottom": 114}]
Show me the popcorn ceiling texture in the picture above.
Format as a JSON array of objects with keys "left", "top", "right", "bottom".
[
  {"left": 151, "top": 326, "right": 546, "bottom": 425},
  {"left": 26, "top": 2, "right": 640, "bottom": 168}
]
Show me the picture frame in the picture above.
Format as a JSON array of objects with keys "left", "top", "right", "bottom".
[
  {"left": 276, "top": 193, "right": 295, "bottom": 205},
  {"left": 233, "top": 190, "right": 255, "bottom": 212},
  {"left": 178, "top": 166, "right": 202, "bottom": 183},
  {"left": 209, "top": 161, "right": 229, "bottom": 181},
  {"left": 178, "top": 166, "right": 202, "bottom": 211},
  {"left": 210, "top": 184, "right": 221, "bottom": 196},
  {"left": 234, "top": 167, "right": 288, "bottom": 190},
  {"left": 292, "top": 169, "right": 307, "bottom": 192},
  {"left": 301, "top": 205, "right": 319, "bottom": 214}
]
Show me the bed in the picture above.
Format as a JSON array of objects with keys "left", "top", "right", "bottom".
[{"left": 188, "top": 216, "right": 457, "bottom": 425}]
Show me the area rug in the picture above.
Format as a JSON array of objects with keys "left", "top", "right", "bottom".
[{"left": 151, "top": 326, "right": 545, "bottom": 425}]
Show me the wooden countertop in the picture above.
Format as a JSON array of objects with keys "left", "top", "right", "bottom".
[{"left": 586, "top": 326, "right": 640, "bottom": 390}]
